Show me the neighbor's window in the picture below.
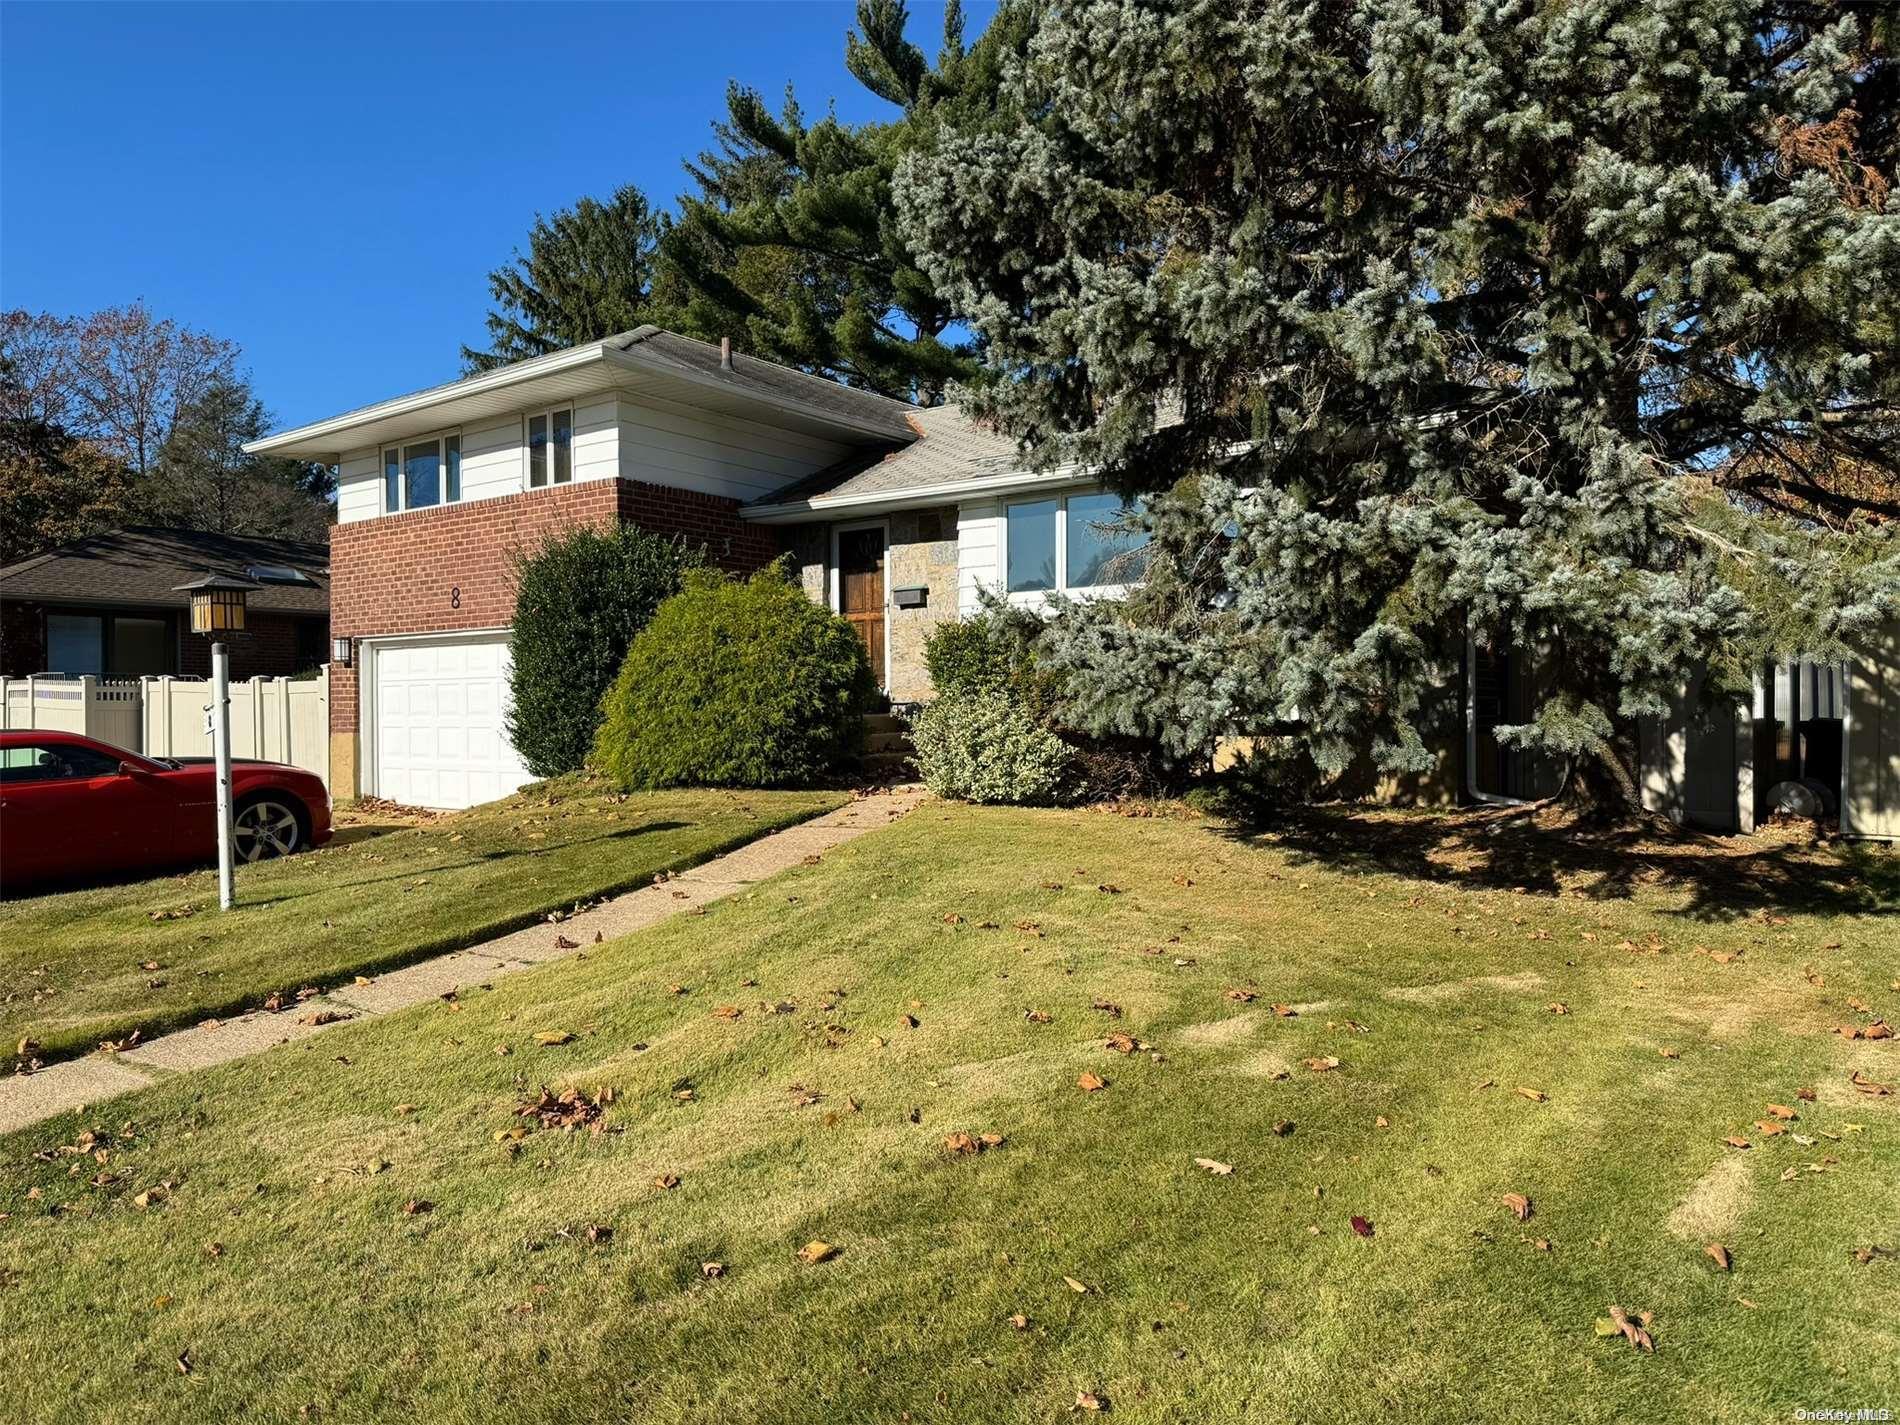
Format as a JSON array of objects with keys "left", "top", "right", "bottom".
[
  {"left": 527, "top": 408, "right": 573, "bottom": 488},
  {"left": 382, "top": 431, "right": 462, "bottom": 512},
  {"left": 1005, "top": 491, "right": 1150, "bottom": 595}
]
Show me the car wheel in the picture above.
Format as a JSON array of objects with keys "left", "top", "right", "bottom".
[{"left": 234, "top": 797, "right": 303, "bottom": 862}]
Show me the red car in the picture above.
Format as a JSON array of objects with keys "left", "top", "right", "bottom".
[{"left": 0, "top": 730, "right": 332, "bottom": 892}]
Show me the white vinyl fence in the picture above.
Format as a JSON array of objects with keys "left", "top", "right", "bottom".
[{"left": 1, "top": 670, "right": 330, "bottom": 786}]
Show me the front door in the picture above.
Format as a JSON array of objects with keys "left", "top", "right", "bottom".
[{"left": 838, "top": 526, "right": 886, "bottom": 688}]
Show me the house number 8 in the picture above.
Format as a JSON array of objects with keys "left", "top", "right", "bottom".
[{"left": 450, "top": 586, "right": 461, "bottom": 609}]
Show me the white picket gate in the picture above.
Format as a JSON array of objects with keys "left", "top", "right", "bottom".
[{"left": 0, "top": 669, "right": 330, "bottom": 786}]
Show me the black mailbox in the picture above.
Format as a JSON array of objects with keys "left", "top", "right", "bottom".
[{"left": 893, "top": 586, "right": 928, "bottom": 609}]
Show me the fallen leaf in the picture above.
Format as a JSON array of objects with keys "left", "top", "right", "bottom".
[
  {"left": 1272, "top": 1003, "right": 1298, "bottom": 1018},
  {"left": 1271, "top": 1119, "right": 1294, "bottom": 1136},
  {"left": 1502, "top": 1193, "right": 1533, "bottom": 1222},
  {"left": 1350, "top": 1215, "right": 1374, "bottom": 1238},
  {"left": 533, "top": 1031, "right": 574, "bottom": 1045},
  {"left": 1705, "top": 1242, "right": 1731, "bottom": 1271},
  {"left": 899, "top": 1013, "right": 919, "bottom": 1029},
  {"left": 711, "top": 1006, "right": 743, "bottom": 1022},
  {"left": 1515, "top": 1087, "right": 1547, "bottom": 1103},
  {"left": 1723, "top": 1135, "right": 1752, "bottom": 1150},
  {"left": 700, "top": 1261, "right": 724, "bottom": 1278},
  {"left": 1755, "top": 1120, "right": 1787, "bottom": 1136},
  {"left": 1659, "top": 1047, "right": 1680, "bottom": 1059},
  {"left": 1548, "top": 1002, "right": 1569, "bottom": 1015},
  {"left": 1303, "top": 1056, "right": 1341, "bottom": 1073},
  {"left": 1091, "top": 999, "right": 1123, "bottom": 1018},
  {"left": 1850, "top": 1070, "right": 1892, "bottom": 1096},
  {"left": 1075, "top": 1391, "right": 1105, "bottom": 1412},
  {"left": 654, "top": 1174, "right": 680, "bottom": 1191},
  {"left": 1024, "top": 1009, "right": 1052, "bottom": 1024},
  {"left": 1062, "top": 1275, "right": 1090, "bottom": 1294},
  {"left": 1194, "top": 1157, "right": 1234, "bottom": 1176},
  {"left": 1603, "top": 1304, "right": 1654, "bottom": 1352},
  {"left": 402, "top": 1199, "right": 432, "bottom": 1216},
  {"left": 1077, "top": 1072, "right": 1108, "bottom": 1093},
  {"left": 586, "top": 1224, "right": 613, "bottom": 1244},
  {"left": 796, "top": 1240, "right": 837, "bottom": 1265},
  {"left": 1765, "top": 1103, "right": 1798, "bottom": 1121},
  {"left": 1224, "top": 988, "right": 1257, "bottom": 1003},
  {"left": 1009, "top": 1312, "right": 1029, "bottom": 1330}
]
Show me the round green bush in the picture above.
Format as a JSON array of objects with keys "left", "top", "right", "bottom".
[
  {"left": 592, "top": 564, "right": 875, "bottom": 788},
  {"left": 507, "top": 522, "right": 699, "bottom": 777},
  {"left": 911, "top": 686, "right": 1073, "bottom": 805}
]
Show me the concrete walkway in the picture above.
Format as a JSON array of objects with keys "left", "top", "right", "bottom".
[{"left": 0, "top": 786, "right": 926, "bottom": 1135}]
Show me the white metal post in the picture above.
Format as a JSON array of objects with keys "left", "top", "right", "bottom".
[{"left": 212, "top": 641, "right": 236, "bottom": 910}]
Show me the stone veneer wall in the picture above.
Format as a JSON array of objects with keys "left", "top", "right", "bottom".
[{"left": 780, "top": 508, "right": 959, "bottom": 704}]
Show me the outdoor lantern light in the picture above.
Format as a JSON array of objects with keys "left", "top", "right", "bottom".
[
  {"left": 174, "top": 572, "right": 261, "bottom": 634},
  {"left": 171, "top": 572, "right": 262, "bottom": 912},
  {"left": 331, "top": 636, "right": 353, "bottom": 667}
]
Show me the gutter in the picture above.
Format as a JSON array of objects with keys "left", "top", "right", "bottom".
[{"left": 741, "top": 465, "right": 1097, "bottom": 523}]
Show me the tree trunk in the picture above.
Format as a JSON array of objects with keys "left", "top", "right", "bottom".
[{"left": 1556, "top": 723, "right": 1645, "bottom": 824}]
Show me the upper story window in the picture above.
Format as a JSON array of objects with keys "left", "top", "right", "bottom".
[
  {"left": 1005, "top": 490, "right": 1151, "bottom": 595},
  {"left": 527, "top": 407, "right": 573, "bottom": 488},
  {"left": 383, "top": 431, "right": 461, "bottom": 513}
]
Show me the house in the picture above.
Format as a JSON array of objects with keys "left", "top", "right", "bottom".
[
  {"left": 243, "top": 327, "right": 1148, "bottom": 810},
  {"left": 0, "top": 526, "right": 329, "bottom": 681}
]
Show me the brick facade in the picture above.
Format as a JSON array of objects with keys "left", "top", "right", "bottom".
[{"left": 328, "top": 478, "right": 783, "bottom": 735}]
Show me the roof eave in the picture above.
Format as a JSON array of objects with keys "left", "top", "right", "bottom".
[
  {"left": 740, "top": 465, "right": 1098, "bottom": 523},
  {"left": 241, "top": 343, "right": 619, "bottom": 463}
]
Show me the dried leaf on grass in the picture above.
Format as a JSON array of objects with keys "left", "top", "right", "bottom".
[
  {"left": 1705, "top": 1243, "right": 1731, "bottom": 1271},
  {"left": 1194, "top": 1157, "right": 1234, "bottom": 1176},
  {"left": 1595, "top": 1305, "right": 1654, "bottom": 1352},
  {"left": 1502, "top": 1193, "right": 1533, "bottom": 1222},
  {"left": 515, "top": 1085, "right": 610, "bottom": 1133},
  {"left": 796, "top": 1240, "right": 837, "bottom": 1265},
  {"left": 1077, "top": 1072, "right": 1108, "bottom": 1093}
]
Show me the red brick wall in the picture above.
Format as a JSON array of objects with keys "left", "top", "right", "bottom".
[
  {"left": 327, "top": 478, "right": 783, "bottom": 733},
  {"left": 178, "top": 612, "right": 323, "bottom": 681},
  {"left": 0, "top": 600, "right": 46, "bottom": 676}
]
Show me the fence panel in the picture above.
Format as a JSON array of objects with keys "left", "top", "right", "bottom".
[{"left": 2, "top": 670, "right": 330, "bottom": 786}]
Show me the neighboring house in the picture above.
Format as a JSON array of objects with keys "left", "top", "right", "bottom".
[
  {"left": 0, "top": 527, "right": 330, "bottom": 681},
  {"left": 243, "top": 327, "right": 1150, "bottom": 810}
]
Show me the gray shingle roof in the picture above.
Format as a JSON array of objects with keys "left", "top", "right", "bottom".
[
  {"left": 747, "top": 404, "right": 1023, "bottom": 507},
  {"left": 0, "top": 527, "right": 329, "bottom": 614}
]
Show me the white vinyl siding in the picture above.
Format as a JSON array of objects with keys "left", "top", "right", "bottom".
[
  {"left": 617, "top": 393, "right": 852, "bottom": 502},
  {"left": 956, "top": 499, "right": 1002, "bottom": 616}
]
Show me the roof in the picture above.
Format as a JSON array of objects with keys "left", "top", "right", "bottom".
[
  {"left": 0, "top": 527, "right": 329, "bottom": 615},
  {"left": 740, "top": 403, "right": 1104, "bottom": 520},
  {"left": 244, "top": 326, "right": 921, "bottom": 462}
]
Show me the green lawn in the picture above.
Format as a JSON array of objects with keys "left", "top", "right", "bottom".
[
  {"left": 0, "top": 777, "right": 845, "bottom": 1067},
  {"left": 1, "top": 801, "right": 1896, "bottom": 1423}
]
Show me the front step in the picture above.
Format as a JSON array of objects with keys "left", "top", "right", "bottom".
[{"left": 861, "top": 711, "right": 916, "bottom": 782}]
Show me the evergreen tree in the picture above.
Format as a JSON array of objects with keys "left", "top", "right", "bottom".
[
  {"left": 462, "top": 185, "right": 670, "bottom": 373},
  {"left": 897, "top": 0, "right": 1900, "bottom": 813},
  {"left": 661, "top": 1, "right": 1039, "bottom": 402},
  {"left": 149, "top": 376, "right": 333, "bottom": 541}
]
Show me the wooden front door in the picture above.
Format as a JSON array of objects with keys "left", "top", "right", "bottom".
[{"left": 838, "top": 526, "right": 886, "bottom": 686}]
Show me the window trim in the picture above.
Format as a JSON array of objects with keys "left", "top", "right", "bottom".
[
  {"left": 381, "top": 427, "right": 463, "bottom": 514},
  {"left": 999, "top": 488, "right": 1149, "bottom": 601},
  {"left": 523, "top": 406, "right": 575, "bottom": 490}
]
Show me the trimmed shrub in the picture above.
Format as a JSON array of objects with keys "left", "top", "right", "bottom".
[
  {"left": 911, "top": 686, "right": 1073, "bottom": 805},
  {"left": 592, "top": 564, "right": 874, "bottom": 788},
  {"left": 507, "top": 522, "right": 699, "bottom": 777}
]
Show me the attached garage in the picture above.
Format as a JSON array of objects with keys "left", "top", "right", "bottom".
[{"left": 367, "top": 635, "right": 531, "bottom": 810}]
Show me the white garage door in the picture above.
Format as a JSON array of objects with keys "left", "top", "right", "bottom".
[{"left": 373, "top": 637, "right": 532, "bottom": 810}]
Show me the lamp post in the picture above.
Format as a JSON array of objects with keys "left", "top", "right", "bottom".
[{"left": 173, "top": 573, "right": 260, "bottom": 910}]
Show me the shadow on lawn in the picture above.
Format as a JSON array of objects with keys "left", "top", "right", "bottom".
[
  {"left": 246, "top": 820, "right": 694, "bottom": 906},
  {"left": 1216, "top": 803, "right": 1900, "bottom": 924}
]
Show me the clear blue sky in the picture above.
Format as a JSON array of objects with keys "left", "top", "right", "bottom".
[{"left": 0, "top": 0, "right": 983, "bottom": 430}]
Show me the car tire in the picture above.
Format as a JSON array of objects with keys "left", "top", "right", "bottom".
[{"left": 233, "top": 795, "right": 305, "bottom": 862}]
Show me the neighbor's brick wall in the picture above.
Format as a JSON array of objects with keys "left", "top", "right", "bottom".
[
  {"left": 328, "top": 478, "right": 784, "bottom": 736},
  {"left": 178, "top": 612, "right": 319, "bottom": 681},
  {"left": 0, "top": 600, "right": 46, "bottom": 677}
]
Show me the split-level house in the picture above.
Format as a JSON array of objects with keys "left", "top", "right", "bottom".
[
  {"left": 245, "top": 327, "right": 1149, "bottom": 810},
  {"left": 248, "top": 326, "right": 1899, "bottom": 835}
]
